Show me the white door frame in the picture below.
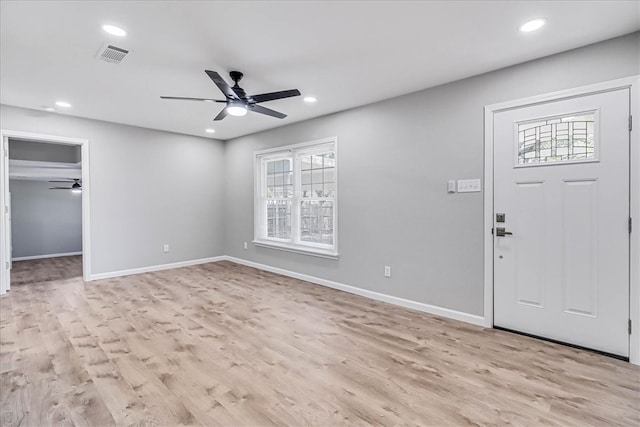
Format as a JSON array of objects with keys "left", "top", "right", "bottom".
[
  {"left": 484, "top": 76, "right": 640, "bottom": 365},
  {"left": 0, "top": 130, "right": 91, "bottom": 294}
]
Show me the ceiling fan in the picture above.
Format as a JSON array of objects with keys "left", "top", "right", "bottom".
[
  {"left": 161, "top": 70, "right": 301, "bottom": 121},
  {"left": 49, "top": 179, "right": 82, "bottom": 193}
]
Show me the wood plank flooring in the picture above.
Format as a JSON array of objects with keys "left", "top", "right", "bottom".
[
  {"left": 10, "top": 255, "right": 82, "bottom": 286},
  {"left": 1, "top": 256, "right": 639, "bottom": 426}
]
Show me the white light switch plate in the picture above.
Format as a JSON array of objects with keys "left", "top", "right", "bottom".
[{"left": 457, "top": 179, "right": 481, "bottom": 193}]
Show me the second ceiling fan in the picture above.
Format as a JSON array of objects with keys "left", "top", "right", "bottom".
[
  {"left": 49, "top": 178, "right": 81, "bottom": 193},
  {"left": 161, "top": 70, "right": 301, "bottom": 121}
]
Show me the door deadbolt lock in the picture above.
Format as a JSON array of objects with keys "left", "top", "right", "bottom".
[
  {"left": 496, "top": 227, "right": 513, "bottom": 237},
  {"left": 496, "top": 213, "right": 505, "bottom": 223}
]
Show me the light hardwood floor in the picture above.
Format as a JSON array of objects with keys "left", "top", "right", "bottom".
[
  {"left": 10, "top": 255, "right": 82, "bottom": 286},
  {"left": 1, "top": 256, "right": 639, "bottom": 426}
]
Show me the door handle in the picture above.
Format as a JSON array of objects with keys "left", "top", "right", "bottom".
[{"left": 496, "top": 227, "right": 513, "bottom": 237}]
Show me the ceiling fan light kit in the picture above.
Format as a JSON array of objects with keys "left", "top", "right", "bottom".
[
  {"left": 227, "top": 100, "right": 247, "bottom": 117},
  {"left": 161, "top": 70, "right": 301, "bottom": 122}
]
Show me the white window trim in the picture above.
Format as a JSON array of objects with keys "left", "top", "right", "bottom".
[{"left": 254, "top": 137, "right": 338, "bottom": 258}]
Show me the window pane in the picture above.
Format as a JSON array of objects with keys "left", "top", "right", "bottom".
[
  {"left": 265, "top": 158, "right": 292, "bottom": 199},
  {"left": 300, "top": 200, "right": 333, "bottom": 245},
  {"left": 324, "top": 168, "right": 335, "bottom": 183},
  {"left": 517, "top": 112, "right": 595, "bottom": 165},
  {"left": 301, "top": 184, "right": 312, "bottom": 198},
  {"left": 300, "top": 151, "right": 335, "bottom": 198},
  {"left": 325, "top": 153, "right": 335, "bottom": 166},
  {"left": 300, "top": 155, "right": 312, "bottom": 171},
  {"left": 267, "top": 200, "right": 291, "bottom": 239},
  {"left": 312, "top": 183, "right": 324, "bottom": 197},
  {"left": 301, "top": 169, "right": 311, "bottom": 185},
  {"left": 324, "top": 182, "right": 335, "bottom": 198}
]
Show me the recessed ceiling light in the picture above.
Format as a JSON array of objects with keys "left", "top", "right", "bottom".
[
  {"left": 43, "top": 107, "right": 55, "bottom": 112},
  {"left": 205, "top": 128, "right": 216, "bottom": 133},
  {"left": 102, "top": 24, "right": 126, "bottom": 37},
  {"left": 55, "top": 101, "right": 72, "bottom": 108},
  {"left": 303, "top": 96, "right": 317, "bottom": 103},
  {"left": 519, "top": 18, "right": 546, "bottom": 33}
]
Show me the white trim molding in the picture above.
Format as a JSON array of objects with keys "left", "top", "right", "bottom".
[
  {"left": 13, "top": 251, "right": 82, "bottom": 262},
  {"left": 90, "top": 256, "right": 226, "bottom": 281},
  {"left": 253, "top": 240, "right": 339, "bottom": 259},
  {"left": 484, "top": 75, "right": 640, "bottom": 365},
  {"left": 86, "top": 253, "right": 486, "bottom": 326},
  {"left": 90, "top": 254, "right": 485, "bottom": 326},
  {"left": 0, "top": 130, "right": 91, "bottom": 295},
  {"left": 223, "top": 256, "right": 486, "bottom": 327}
]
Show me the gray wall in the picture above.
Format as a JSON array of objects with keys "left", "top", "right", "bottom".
[
  {"left": 9, "top": 179, "right": 82, "bottom": 258},
  {"left": 224, "top": 32, "right": 640, "bottom": 316},
  {"left": 9, "top": 138, "right": 80, "bottom": 163},
  {"left": 0, "top": 107, "right": 226, "bottom": 274},
  {"left": 1, "top": 33, "right": 637, "bottom": 316}
]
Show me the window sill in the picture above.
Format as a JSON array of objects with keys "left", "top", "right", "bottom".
[{"left": 252, "top": 240, "right": 339, "bottom": 259}]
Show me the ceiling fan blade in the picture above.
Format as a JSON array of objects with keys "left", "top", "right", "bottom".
[
  {"left": 160, "top": 96, "right": 226, "bottom": 103},
  {"left": 249, "top": 104, "right": 287, "bottom": 119},
  {"left": 49, "top": 180, "right": 75, "bottom": 183},
  {"left": 213, "top": 107, "right": 228, "bottom": 121},
  {"left": 205, "top": 70, "right": 239, "bottom": 100},
  {"left": 49, "top": 187, "right": 72, "bottom": 190},
  {"left": 250, "top": 89, "right": 301, "bottom": 104}
]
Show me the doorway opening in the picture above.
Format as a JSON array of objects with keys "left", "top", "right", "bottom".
[{"left": 0, "top": 130, "right": 91, "bottom": 294}]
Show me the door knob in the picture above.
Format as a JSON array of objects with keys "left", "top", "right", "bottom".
[{"left": 496, "top": 227, "right": 513, "bottom": 237}]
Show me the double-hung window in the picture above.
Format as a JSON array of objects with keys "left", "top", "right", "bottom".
[{"left": 254, "top": 137, "right": 337, "bottom": 257}]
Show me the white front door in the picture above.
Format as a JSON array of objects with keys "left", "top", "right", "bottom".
[{"left": 493, "top": 88, "right": 630, "bottom": 357}]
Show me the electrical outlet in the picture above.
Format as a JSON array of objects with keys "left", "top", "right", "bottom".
[
  {"left": 384, "top": 266, "right": 391, "bottom": 278},
  {"left": 163, "top": 244, "right": 169, "bottom": 253},
  {"left": 243, "top": 241, "right": 248, "bottom": 250}
]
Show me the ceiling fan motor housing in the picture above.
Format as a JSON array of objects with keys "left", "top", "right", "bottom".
[{"left": 229, "top": 70, "right": 244, "bottom": 83}]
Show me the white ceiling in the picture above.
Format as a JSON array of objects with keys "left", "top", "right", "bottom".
[{"left": 1, "top": 1, "right": 638, "bottom": 141}]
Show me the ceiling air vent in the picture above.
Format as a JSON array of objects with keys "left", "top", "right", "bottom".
[{"left": 96, "top": 43, "right": 129, "bottom": 64}]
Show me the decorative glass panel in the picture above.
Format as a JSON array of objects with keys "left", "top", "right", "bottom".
[
  {"left": 267, "top": 200, "right": 291, "bottom": 239},
  {"left": 300, "top": 200, "right": 334, "bottom": 245},
  {"left": 517, "top": 113, "right": 595, "bottom": 165}
]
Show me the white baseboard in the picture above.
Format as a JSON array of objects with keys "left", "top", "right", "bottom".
[
  {"left": 12, "top": 251, "right": 82, "bottom": 261},
  {"left": 90, "top": 256, "right": 226, "bottom": 281},
  {"left": 86, "top": 253, "right": 485, "bottom": 328},
  {"left": 222, "top": 256, "right": 487, "bottom": 327}
]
